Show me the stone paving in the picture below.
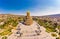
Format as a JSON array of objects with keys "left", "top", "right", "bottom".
[{"left": 7, "top": 21, "right": 56, "bottom": 39}]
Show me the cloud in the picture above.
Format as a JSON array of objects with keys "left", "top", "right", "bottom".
[
  {"left": 0, "top": 0, "right": 60, "bottom": 16},
  {"left": 0, "top": 6, "right": 60, "bottom": 16}
]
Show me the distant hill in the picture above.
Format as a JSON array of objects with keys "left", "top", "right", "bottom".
[
  {"left": 0, "top": 14, "right": 60, "bottom": 18},
  {"left": 45, "top": 14, "right": 60, "bottom": 17},
  {"left": 39, "top": 14, "right": 60, "bottom": 18}
]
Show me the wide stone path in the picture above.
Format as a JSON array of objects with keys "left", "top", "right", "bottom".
[{"left": 8, "top": 21, "right": 56, "bottom": 39}]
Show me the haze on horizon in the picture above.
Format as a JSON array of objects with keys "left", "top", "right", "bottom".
[{"left": 0, "top": 0, "right": 60, "bottom": 16}]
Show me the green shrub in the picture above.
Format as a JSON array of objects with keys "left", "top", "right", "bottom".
[
  {"left": 51, "top": 33, "right": 57, "bottom": 37},
  {"left": 2, "top": 36, "right": 7, "bottom": 39},
  {"left": 0, "top": 28, "right": 12, "bottom": 36},
  {"left": 46, "top": 27, "right": 56, "bottom": 33},
  {"left": 56, "top": 37, "right": 60, "bottom": 39}
]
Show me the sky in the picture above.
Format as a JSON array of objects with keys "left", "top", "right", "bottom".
[{"left": 0, "top": 0, "right": 60, "bottom": 16}]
